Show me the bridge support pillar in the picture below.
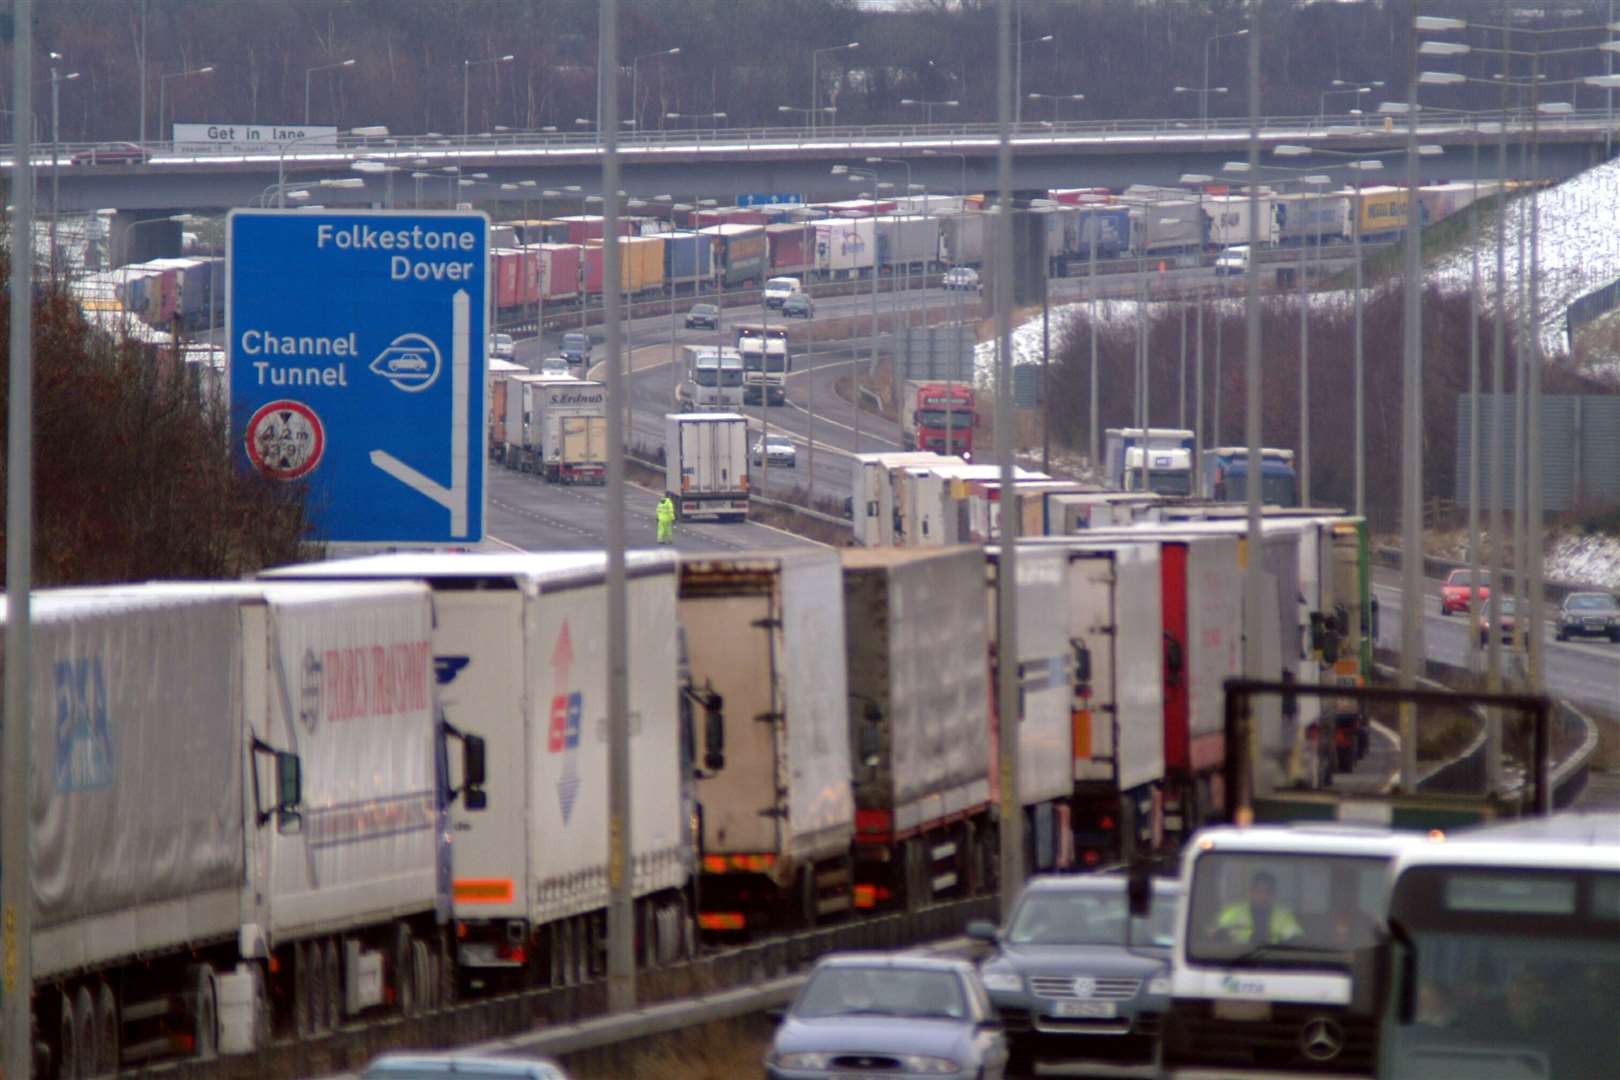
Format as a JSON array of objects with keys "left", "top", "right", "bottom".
[{"left": 110, "top": 210, "right": 182, "bottom": 267}]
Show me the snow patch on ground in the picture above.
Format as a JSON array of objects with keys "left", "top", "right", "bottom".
[
  {"left": 1432, "top": 156, "right": 1620, "bottom": 357},
  {"left": 1547, "top": 532, "right": 1620, "bottom": 590},
  {"left": 1429, "top": 528, "right": 1620, "bottom": 589}
]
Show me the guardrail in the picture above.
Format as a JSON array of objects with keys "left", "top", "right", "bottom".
[
  {"left": 31, "top": 106, "right": 1619, "bottom": 166},
  {"left": 135, "top": 895, "right": 992, "bottom": 1079}
]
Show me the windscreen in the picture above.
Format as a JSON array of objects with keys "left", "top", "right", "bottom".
[
  {"left": 794, "top": 966, "right": 968, "bottom": 1020},
  {"left": 1568, "top": 594, "right": 1617, "bottom": 612},
  {"left": 1149, "top": 470, "right": 1192, "bottom": 496},
  {"left": 1185, "top": 852, "right": 1388, "bottom": 966},
  {"left": 1382, "top": 868, "right": 1620, "bottom": 1080},
  {"left": 692, "top": 367, "right": 719, "bottom": 387},
  {"left": 1009, "top": 888, "right": 1179, "bottom": 947},
  {"left": 915, "top": 408, "right": 969, "bottom": 427}
]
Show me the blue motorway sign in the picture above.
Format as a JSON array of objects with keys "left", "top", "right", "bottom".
[
  {"left": 734, "top": 192, "right": 803, "bottom": 208},
  {"left": 228, "top": 210, "right": 489, "bottom": 544}
]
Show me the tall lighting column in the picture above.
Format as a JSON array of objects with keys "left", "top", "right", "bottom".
[
  {"left": 995, "top": 0, "right": 1023, "bottom": 919},
  {"left": 600, "top": 0, "right": 635, "bottom": 1013},
  {"left": 1242, "top": 0, "right": 1264, "bottom": 812}
]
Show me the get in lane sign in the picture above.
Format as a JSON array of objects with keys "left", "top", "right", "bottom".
[{"left": 229, "top": 210, "right": 489, "bottom": 544}]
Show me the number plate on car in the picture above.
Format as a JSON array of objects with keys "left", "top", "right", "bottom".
[{"left": 1052, "top": 999, "right": 1116, "bottom": 1018}]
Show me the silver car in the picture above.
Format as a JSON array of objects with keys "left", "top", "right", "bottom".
[
  {"left": 969, "top": 874, "right": 1180, "bottom": 1078},
  {"left": 766, "top": 953, "right": 1008, "bottom": 1079},
  {"left": 361, "top": 1053, "right": 567, "bottom": 1079}
]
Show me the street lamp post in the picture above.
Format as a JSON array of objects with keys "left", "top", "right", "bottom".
[
  {"left": 1174, "top": 83, "right": 1228, "bottom": 118},
  {"left": 159, "top": 64, "right": 216, "bottom": 144},
  {"left": 631, "top": 47, "right": 681, "bottom": 133},
  {"left": 48, "top": 58, "right": 81, "bottom": 280},
  {"left": 1014, "top": 31, "right": 1056, "bottom": 125},
  {"left": 811, "top": 42, "right": 860, "bottom": 136},
  {"left": 1181, "top": 173, "right": 1212, "bottom": 470},
  {"left": 1203, "top": 27, "right": 1250, "bottom": 126},
  {"left": 1026, "top": 92, "right": 1085, "bottom": 124},
  {"left": 277, "top": 124, "right": 389, "bottom": 207},
  {"left": 779, "top": 104, "right": 837, "bottom": 126},
  {"left": 666, "top": 110, "right": 726, "bottom": 137},
  {"left": 463, "top": 54, "right": 515, "bottom": 138},
  {"left": 1319, "top": 80, "right": 1381, "bottom": 119},
  {"left": 923, "top": 147, "right": 969, "bottom": 199},
  {"left": 305, "top": 58, "right": 357, "bottom": 125},
  {"left": 900, "top": 98, "right": 959, "bottom": 126}
]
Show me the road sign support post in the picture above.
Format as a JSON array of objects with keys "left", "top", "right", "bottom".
[{"left": 3, "top": 4, "right": 35, "bottom": 1077}]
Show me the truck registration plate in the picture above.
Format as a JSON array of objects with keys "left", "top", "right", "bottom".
[{"left": 1053, "top": 999, "right": 1115, "bottom": 1018}]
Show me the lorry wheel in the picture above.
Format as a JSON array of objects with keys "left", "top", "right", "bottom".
[
  {"left": 323, "top": 939, "right": 343, "bottom": 1031},
  {"left": 189, "top": 964, "right": 218, "bottom": 1060},
  {"left": 394, "top": 924, "right": 417, "bottom": 1017},
  {"left": 309, "top": 942, "right": 331, "bottom": 1035},
  {"left": 800, "top": 864, "right": 819, "bottom": 930},
  {"left": 412, "top": 939, "right": 431, "bottom": 1013},
  {"left": 73, "top": 986, "right": 96, "bottom": 1079},
  {"left": 58, "top": 990, "right": 81, "bottom": 1080},
  {"left": 94, "top": 983, "right": 119, "bottom": 1076},
  {"left": 294, "top": 942, "right": 314, "bottom": 1038}
]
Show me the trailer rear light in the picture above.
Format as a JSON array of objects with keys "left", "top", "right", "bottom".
[
  {"left": 854, "top": 884, "right": 877, "bottom": 908},
  {"left": 457, "top": 921, "right": 469, "bottom": 939},
  {"left": 497, "top": 943, "right": 528, "bottom": 965},
  {"left": 703, "top": 855, "right": 728, "bottom": 873},
  {"left": 698, "top": 912, "right": 746, "bottom": 931}
]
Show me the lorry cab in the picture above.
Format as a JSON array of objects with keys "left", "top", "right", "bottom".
[{"left": 1121, "top": 447, "right": 1194, "bottom": 497}]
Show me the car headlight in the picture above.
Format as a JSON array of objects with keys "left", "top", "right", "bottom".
[
  {"left": 1147, "top": 976, "right": 1172, "bottom": 995},
  {"left": 980, "top": 971, "right": 1022, "bottom": 993},
  {"left": 772, "top": 1051, "right": 831, "bottom": 1069},
  {"left": 902, "top": 1055, "right": 960, "bottom": 1075}
]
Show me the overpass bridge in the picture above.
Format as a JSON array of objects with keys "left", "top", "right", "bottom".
[{"left": 18, "top": 109, "right": 1615, "bottom": 215}]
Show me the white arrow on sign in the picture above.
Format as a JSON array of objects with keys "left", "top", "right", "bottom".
[{"left": 370, "top": 288, "right": 471, "bottom": 537}]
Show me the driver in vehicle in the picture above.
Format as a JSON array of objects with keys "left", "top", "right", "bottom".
[{"left": 1212, "top": 870, "right": 1304, "bottom": 944}]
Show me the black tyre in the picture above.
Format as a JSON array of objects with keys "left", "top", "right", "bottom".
[
  {"left": 94, "top": 983, "right": 119, "bottom": 1076},
  {"left": 189, "top": 965, "right": 218, "bottom": 1060},
  {"left": 58, "top": 990, "right": 80, "bottom": 1080}
]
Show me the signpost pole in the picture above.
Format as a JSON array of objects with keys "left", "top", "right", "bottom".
[
  {"left": 601, "top": 0, "right": 637, "bottom": 1014},
  {"left": 3, "top": 3, "right": 35, "bottom": 1076}
]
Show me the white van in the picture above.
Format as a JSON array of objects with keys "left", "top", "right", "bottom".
[
  {"left": 763, "top": 276, "right": 803, "bottom": 309},
  {"left": 1214, "top": 245, "right": 1250, "bottom": 276}
]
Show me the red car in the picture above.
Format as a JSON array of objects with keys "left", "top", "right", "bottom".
[
  {"left": 71, "top": 141, "right": 150, "bottom": 166},
  {"left": 1440, "top": 568, "right": 1490, "bottom": 615}
]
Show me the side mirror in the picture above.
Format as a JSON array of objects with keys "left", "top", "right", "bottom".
[
  {"left": 965, "top": 919, "right": 999, "bottom": 944},
  {"left": 1281, "top": 669, "right": 1298, "bottom": 720},
  {"left": 704, "top": 698, "right": 726, "bottom": 773},
  {"left": 1126, "top": 859, "right": 1152, "bottom": 919},
  {"left": 1072, "top": 642, "right": 1092, "bottom": 687},
  {"left": 1349, "top": 941, "right": 1390, "bottom": 1018},
  {"left": 1163, "top": 635, "right": 1184, "bottom": 689},
  {"left": 1309, "top": 611, "right": 1326, "bottom": 654},
  {"left": 440, "top": 719, "right": 490, "bottom": 812},
  {"left": 464, "top": 734, "right": 487, "bottom": 789},
  {"left": 1370, "top": 596, "right": 1381, "bottom": 640},
  {"left": 274, "top": 751, "right": 303, "bottom": 834}
]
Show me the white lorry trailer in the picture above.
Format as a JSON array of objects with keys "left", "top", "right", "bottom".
[
  {"left": 850, "top": 451, "right": 956, "bottom": 546},
  {"left": 666, "top": 412, "right": 750, "bottom": 522},
  {"left": 530, "top": 377, "right": 607, "bottom": 484},
  {"left": 841, "top": 547, "right": 993, "bottom": 913},
  {"left": 984, "top": 546, "right": 1076, "bottom": 874},
  {"left": 9, "top": 580, "right": 482, "bottom": 1074},
  {"left": 502, "top": 372, "right": 552, "bottom": 472},
  {"left": 265, "top": 552, "right": 691, "bottom": 993},
  {"left": 678, "top": 550, "right": 857, "bottom": 933},
  {"left": 1044, "top": 541, "right": 1169, "bottom": 865}
]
